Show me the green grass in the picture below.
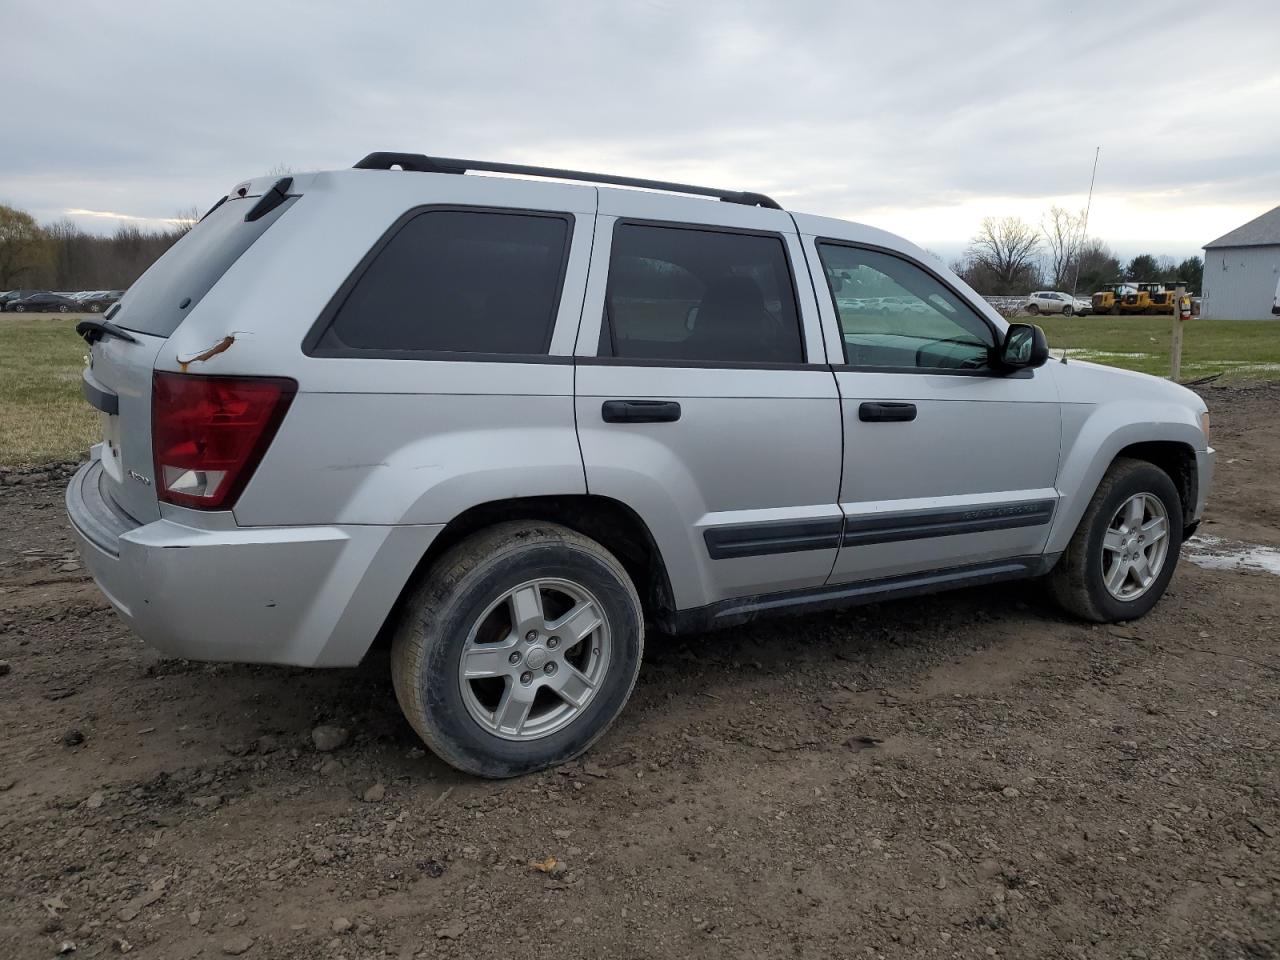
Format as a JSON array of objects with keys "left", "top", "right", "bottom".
[
  {"left": 0, "top": 315, "right": 1277, "bottom": 468},
  {"left": 1038, "top": 315, "right": 1280, "bottom": 380},
  {"left": 0, "top": 316, "right": 99, "bottom": 468}
]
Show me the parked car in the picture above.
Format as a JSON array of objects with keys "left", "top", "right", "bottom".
[
  {"left": 5, "top": 291, "right": 80, "bottom": 313},
  {"left": 66, "top": 154, "right": 1215, "bottom": 778},
  {"left": 76, "top": 290, "right": 125, "bottom": 312},
  {"left": 0, "top": 289, "right": 37, "bottom": 310},
  {"left": 1024, "top": 291, "right": 1089, "bottom": 316}
]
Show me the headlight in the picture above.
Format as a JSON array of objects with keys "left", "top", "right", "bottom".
[{"left": 1200, "top": 411, "right": 1211, "bottom": 445}]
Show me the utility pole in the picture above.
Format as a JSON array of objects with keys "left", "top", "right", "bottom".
[
  {"left": 1170, "top": 282, "right": 1187, "bottom": 380},
  {"left": 1070, "top": 146, "right": 1101, "bottom": 300}
]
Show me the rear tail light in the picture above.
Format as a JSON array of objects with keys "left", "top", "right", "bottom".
[{"left": 152, "top": 372, "right": 296, "bottom": 509}]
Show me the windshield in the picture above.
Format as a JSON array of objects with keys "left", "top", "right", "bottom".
[{"left": 114, "top": 193, "right": 296, "bottom": 337}]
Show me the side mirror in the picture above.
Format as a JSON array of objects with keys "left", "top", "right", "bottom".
[{"left": 996, "top": 322, "right": 1049, "bottom": 371}]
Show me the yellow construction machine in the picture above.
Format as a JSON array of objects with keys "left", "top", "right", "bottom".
[{"left": 1091, "top": 283, "right": 1132, "bottom": 315}]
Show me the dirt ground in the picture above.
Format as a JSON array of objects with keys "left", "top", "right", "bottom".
[{"left": 1, "top": 383, "right": 1278, "bottom": 960}]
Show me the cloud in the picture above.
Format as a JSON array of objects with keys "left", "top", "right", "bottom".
[
  {"left": 4, "top": 0, "right": 1278, "bottom": 254},
  {"left": 65, "top": 209, "right": 194, "bottom": 226}
]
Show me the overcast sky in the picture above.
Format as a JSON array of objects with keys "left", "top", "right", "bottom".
[{"left": 5, "top": 0, "right": 1278, "bottom": 261}]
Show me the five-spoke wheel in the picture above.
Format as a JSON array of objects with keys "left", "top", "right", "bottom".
[
  {"left": 391, "top": 521, "right": 643, "bottom": 778},
  {"left": 459, "top": 578, "right": 610, "bottom": 740},
  {"left": 1049, "top": 457, "right": 1184, "bottom": 622},
  {"left": 1100, "top": 493, "right": 1170, "bottom": 601}
]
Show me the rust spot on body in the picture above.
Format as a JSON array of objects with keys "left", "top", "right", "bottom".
[{"left": 177, "top": 335, "right": 236, "bottom": 372}]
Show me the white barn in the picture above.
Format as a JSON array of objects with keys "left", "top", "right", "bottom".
[{"left": 1202, "top": 205, "right": 1280, "bottom": 320}]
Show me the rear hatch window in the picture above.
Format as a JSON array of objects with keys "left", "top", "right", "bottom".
[{"left": 112, "top": 192, "right": 296, "bottom": 337}]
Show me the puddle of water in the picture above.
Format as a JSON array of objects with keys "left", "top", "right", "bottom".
[
  {"left": 1050, "top": 350, "right": 1153, "bottom": 361},
  {"left": 1074, "top": 351, "right": 1153, "bottom": 360},
  {"left": 1185, "top": 535, "right": 1280, "bottom": 576}
]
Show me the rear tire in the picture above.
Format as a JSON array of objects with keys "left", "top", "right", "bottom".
[
  {"left": 1026, "top": 303, "right": 1040, "bottom": 316},
  {"left": 1047, "top": 458, "right": 1183, "bottom": 622},
  {"left": 391, "top": 521, "right": 644, "bottom": 778}
]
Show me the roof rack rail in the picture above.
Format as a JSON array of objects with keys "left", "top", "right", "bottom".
[{"left": 352, "top": 152, "right": 783, "bottom": 210}]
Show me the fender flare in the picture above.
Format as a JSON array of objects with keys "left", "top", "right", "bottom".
[{"left": 1047, "top": 409, "right": 1203, "bottom": 554}]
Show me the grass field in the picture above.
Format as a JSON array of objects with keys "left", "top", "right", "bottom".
[
  {"left": 1, "top": 314, "right": 1277, "bottom": 468},
  {"left": 1, "top": 316, "right": 99, "bottom": 468},
  {"left": 1038, "top": 315, "right": 1280, "bottom": 379}
]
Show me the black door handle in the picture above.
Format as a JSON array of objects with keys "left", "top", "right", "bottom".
[
  {"left": 859, "top": 401, "right": 917, "bottom": 423},
  {"left": 602, "top": 400, "right": 682, "bottom": 423}
]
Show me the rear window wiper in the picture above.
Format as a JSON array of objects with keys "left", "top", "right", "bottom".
[{"left": 76, "top": 318, "right": 140, "bottom": 346}]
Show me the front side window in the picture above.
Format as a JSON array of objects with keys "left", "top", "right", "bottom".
[
  {"left": 818, "top": 244, "right": 995, "bottom": 371},
  {"left": 604, "top": 223, "right": 804, "bottom": 364},
  {"left": 316, "top": 209, "right": 571, "bottom": 356}
]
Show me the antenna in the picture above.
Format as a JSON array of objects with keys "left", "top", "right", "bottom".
[{"left": 1069, "top": 146, "right": 1101, "bottom": 299}]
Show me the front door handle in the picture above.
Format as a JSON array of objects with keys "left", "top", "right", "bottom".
[
  {"left": 859, "top": 401, "right": 917, "bottom": 423},
  {"left": 602, "top": 400, "right": 682, "bottom": 424}
]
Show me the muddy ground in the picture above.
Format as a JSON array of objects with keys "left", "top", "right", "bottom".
[{"left": 1, "top": 383, "right": 1278, "bottom": 960}]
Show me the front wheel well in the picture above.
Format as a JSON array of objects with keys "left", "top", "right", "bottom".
[
  {"left": 1112, "top": 441, "right": 1197, "bottom": 525},
  {"left": 399, "top": 495, "right": 676, "bottom": 632}
]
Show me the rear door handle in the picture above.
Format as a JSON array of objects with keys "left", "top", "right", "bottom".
[
  {"left": 859, "top": 401, "right": 916, "bottom": 423},
  {"left": 602, "top": 400, "right": 682, "bottom": 424}
]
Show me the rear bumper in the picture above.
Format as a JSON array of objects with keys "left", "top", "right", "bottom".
[{"left": 67, "top": 460, "right": 442, "bottom": 667}]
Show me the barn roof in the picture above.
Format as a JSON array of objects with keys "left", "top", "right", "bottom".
[{"left": 1204, "top": 204, "right": 1280, "bottom": 249}]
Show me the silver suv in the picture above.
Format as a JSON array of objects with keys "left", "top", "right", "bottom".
[{"left": 67, "top": 153, "right": 1214, "bottom": 777}]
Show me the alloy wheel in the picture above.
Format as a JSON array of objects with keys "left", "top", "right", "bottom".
[
  {"left": 1100, "top": 493, "right": 1170, "bottom": 600},
  {"left": 458, "top": 577, "right": 611, "bottom": 741}
]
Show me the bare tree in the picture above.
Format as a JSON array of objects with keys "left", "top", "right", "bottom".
[
  {"left": 965, "top": 217, "right": 1042, "bottom": 294},
  {"left": 1041, "top": 205, "right": 1085, "bottom": 289},
  {"left": 171, "top": 207, "right": 200, "bottom": 237},
  {"left": 1072, "top": 239, "right": 1122, "bottom": 295},
  {"left": 20, "top": 212, "right": 192, "bottom": 291},
  {"left": 0, "top": 204, "right": 50, "bottom": 288}
]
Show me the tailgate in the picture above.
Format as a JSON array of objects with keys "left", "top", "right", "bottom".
[
  {"left": 78, "top": 181, "right": 299, "bottom": 522},
  {"left": 84, "top": 332, "right": 166, "bottom": 522}
]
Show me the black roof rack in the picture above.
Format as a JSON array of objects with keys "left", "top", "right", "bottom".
[{"left": 352, "top": 152, "right": 782, "bottom": 210}]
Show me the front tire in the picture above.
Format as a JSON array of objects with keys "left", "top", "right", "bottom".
[
  {"left": 391, "top": 521, "right": 644, "bottom": 778},
  {"left": 1063, "top": 305, "right": 1074, "bottom": 316},
  {"left": 1048, "top": 458, "right": 1183, "bottom": 622}
]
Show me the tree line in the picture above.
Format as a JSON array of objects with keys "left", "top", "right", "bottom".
[
  {"left": 2, "top": 195, "right": 1206, "bottom": 302},
  {"left": 951, "top": 207, "right": 1204, "bottom": 297},
  {"left": 0, "top": 203, "right": 193, "bottom": 292}
]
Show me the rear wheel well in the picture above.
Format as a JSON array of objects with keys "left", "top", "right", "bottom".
[
  {"left": 1113, "top": 441, "right": 1196, "bottom": 525},
  {"left": 400, "top": 496, "right": 675, "bottom": 632}
]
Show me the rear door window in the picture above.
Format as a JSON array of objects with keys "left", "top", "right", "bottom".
[
  {"left": 114, "top": 194, "right": 296, "bottom": 337},
  {"left": 312, "top": 209, "right": 572, "bottom": 357},
  {"left": 603, "top": 223, "right": 804, "bottom": 364}
]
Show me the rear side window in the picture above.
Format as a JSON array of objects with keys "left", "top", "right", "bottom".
[
  {"left": 603, "top": 223, "right": 804, "bottom": 364},
  {"left": 312, "top": 209, "right": 571, "bottom": 357},
  {"left": 114, "top": 194, "right": 296, "bottom": 337}
]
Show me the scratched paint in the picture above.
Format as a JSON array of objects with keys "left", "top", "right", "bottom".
[{"left": 177, "top": 335, "right": 236, "bottom": 372}]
